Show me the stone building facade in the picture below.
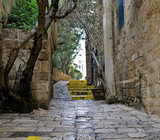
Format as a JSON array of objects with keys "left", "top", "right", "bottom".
[
  {"left": 2, "top": 29, "right": 74, "bottom": 109},
  {"left": 103, "top": 0, "right": 160, "bottom": 116}
]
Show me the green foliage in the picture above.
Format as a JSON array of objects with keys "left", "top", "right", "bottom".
[
  {"left": 72, "top": 69, "right": 83, "bottom": 80},
  {"left": 6, "top": 0, "right": 38, "bottom": 30},
  {"left": 69, "top": 64, "right": 82, "bottom": 80},
  {"left": 52, "top": 17, "right": 83, "bottom": 75},
  {"left": 73, "top": 70, "right": 83, "bottom": 80}
]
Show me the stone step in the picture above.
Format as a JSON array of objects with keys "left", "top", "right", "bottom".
[
  {"left": 69, "top": 80, "right": 87, "bottom": 83},
  {"left": 70, "top": 90, "right": 93, "bottom": 95},
  {"left": 67, "top": 84, "right": 87, "bottom": 88},
  {"left": 69, "top": 88, "right": 94, "bottom": 91},
  {"left": 66, "top": 80, "right": 87, "bottom": 88},
  {"left": 71, "top": 95, "right": 94, "bottom": 100},
  {"left": 67, "top": 80, "right": 95, "bottom": 100},
  {"left": 67, "top": 85, "right": 95, "bottom": 89}
]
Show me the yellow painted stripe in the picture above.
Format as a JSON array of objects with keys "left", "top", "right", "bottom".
[
  {"left": 69, "top": 80, "right": 87, "bottom": 83},
  {"left": 68, "top": 84, "right": 86, "bottom": 86},
  {"left": 71, "top": 95, "right": 94, "bottom": 100},
  {"left": 27, "top": 136, "right": 40, "bottom": 140},
  {"left": 68, "top": 88, "right": 95, "bottom": 91},
  {"left": 68, "top": 86, "right": 95, "bottom": 88},
  {"left": 70, "top": 91, "right": 93, "bottom": 95}
]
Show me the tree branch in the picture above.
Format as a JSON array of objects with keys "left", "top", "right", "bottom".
[
  {"left": 20, "top": 0, "right": 47, "bottom": 93},
  {"left": 72, "top": 9, "right": 107, "bottom": 88},
  {"left": 55, "top": 0, "right": 77, "bottom": 19},
  {"left": 4, "top": 28, "right": 37, "bottom": 79},
  {"left": 75, "top": 11, "right": 96, "bottom": 52},
  {"left": 4, "top": 0, "right": 77, "bottom": 79}
]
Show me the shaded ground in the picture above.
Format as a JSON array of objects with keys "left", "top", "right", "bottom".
[{"left": 0, "top": 81, "right": 160, "bottom": 140}]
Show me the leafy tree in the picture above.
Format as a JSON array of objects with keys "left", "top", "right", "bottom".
[
  {"left": 6, "top": 0, "right": 38, "bottom": 30},
  {"left": 0, "top": 0, "right": 77, "bottom": 112},
  {"left": 52, "top": 17, "right": 82, "bottom": 74},
  {"left": 73, "top": 70, "right": 82, "bottom": 80},
  {"left": 70, "top": 0, "right": 106, "bottom": 88},
  {"left": 70, "top": 64, "right": 82, "bottom": 80}
]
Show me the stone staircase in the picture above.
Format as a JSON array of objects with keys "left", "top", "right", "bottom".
[{"left": 66, "top": 80, "right": 95, "bottom": 100}]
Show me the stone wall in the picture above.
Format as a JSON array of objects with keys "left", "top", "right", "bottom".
[
  {"left": 2, "top": 29, "right": 74, "bottom": 109},
  {"left": 53, "top": 68, "right": 74, "bottom": 82},
  {"left": 2, "top": 29, "right": 50, "bottom": 109},
  {"left": 112, "top": 0, "right": 160, "bottom": 115}
]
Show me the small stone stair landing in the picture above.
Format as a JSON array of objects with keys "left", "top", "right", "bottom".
[{"left": 66, "top": 80, "right": 95, "bottom": 100}]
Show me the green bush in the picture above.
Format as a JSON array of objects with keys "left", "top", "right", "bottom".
[{"left": 6, "top": 0, "right": 38, "bottom": 30}]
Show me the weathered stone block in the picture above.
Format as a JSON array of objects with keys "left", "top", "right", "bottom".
[
  {"left": 3, "top": 29, "right": 18, "bottom": 39},
  {"left": 152, "top": 107, "right": 160, "bottom": 116},
  {"left": 41, "top": 61, "right": 49, "bottom": 72},
  {"left": 37, "top": 82, "right": 48, "bottom": 91},
  {"left": 42, "top": 40, "right": 48, "bottom": 50},
  {"left": 38, "top": 51, "right": 48, "bottom": 61},
  {"left": 135, "top": 57, "right": 144, "bottom": 67},
  {"left": 18, "top": 30, "right": 28, "bottom": 40},
  {"left": 4, "top": 40, "right": 18, "bottom": 49},
  {"left": 31, "top": 91, "right": 50, "bottom": 109},
  {"left": 18, "top": 50, "right": 27, "bottom": 61},
  {"left": 30, "top": 82, "right": 37, "bottom": 90},
  {"left": 34, "top": 61, "right": 41, "bottom": 71},
  {"left": 23, "top": 40, "right": 34, "bottom": 50},
  {"left": 36, "top": 72, "right": 49, "bottom": 81}
]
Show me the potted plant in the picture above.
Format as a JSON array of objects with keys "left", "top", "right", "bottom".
[{"left": 92, "top": 85, "right": 105, "bottom": 100}]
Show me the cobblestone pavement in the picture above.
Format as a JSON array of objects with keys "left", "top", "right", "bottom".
[
  {"left": 0, "top": 82, "right": 160, "bottom": 140},
  {"left": 53, "top": 81, "right": 71, "bottom": 99}
]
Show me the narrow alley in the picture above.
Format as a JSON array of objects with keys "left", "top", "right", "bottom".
[{"left": 0, "top": 81, "right": 160, "bottom": 140}]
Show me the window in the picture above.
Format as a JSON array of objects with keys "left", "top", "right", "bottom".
[{"left": 118, "top": 0, "right": 124, "bottom": 31}]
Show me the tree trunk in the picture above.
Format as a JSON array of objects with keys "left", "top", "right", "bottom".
[
  {"left": 0, "top": 29, "right": 5, "bottom": 90},
  {"left": 4, "top": 0, "right": 77, "bottom": 81},
  {"left": 1, "top": 0, "right": 78, "bottom": 112},
  {"left": 20, "top": 0, "right": 47, "bottom": 96},
  {"left": 0, "top": 1, "right": 5, "bottom": 90},
  {"left": 10, "top": 0, "right": 48, "bottom": 112},
  {"left": 4, "top": 0, "right": 59, "bottom": 80}
]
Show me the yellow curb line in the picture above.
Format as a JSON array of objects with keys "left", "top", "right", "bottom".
[{"left": 27, "top": 136, "right": 40, "bottom": 140}]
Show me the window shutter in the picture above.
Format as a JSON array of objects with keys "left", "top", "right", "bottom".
[{"left": 118, "top": 0, "right": 124, "bottom": 31}]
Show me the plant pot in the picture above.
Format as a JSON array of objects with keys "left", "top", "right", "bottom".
[{"left": 92, "top": 88, "right": 105, "bottom": 100}]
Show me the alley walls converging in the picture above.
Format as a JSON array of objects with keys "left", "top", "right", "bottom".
[{"left": 0, "top": 0, "right": 160, "bottom": 119}]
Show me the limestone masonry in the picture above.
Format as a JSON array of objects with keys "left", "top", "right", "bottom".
[
  {"left": 112, "top": 0, "right": 160, "bottom": 115},
  {"left": 2, "top": 29, "right": 73, "bottom": 109},
  {"left": 100, "top": 0, "right": 160, "bottom": 116}
]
